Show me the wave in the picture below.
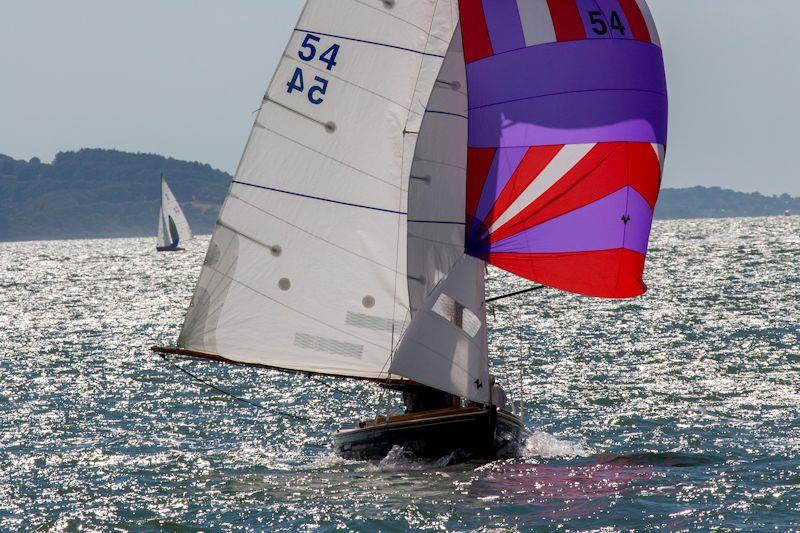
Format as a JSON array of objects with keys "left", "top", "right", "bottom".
[
  {"left": 523, "top": 431, "right": 592, "bottom": 459},
  {"left": 595, "top": 452, "right": 717, "bottom": 467}
]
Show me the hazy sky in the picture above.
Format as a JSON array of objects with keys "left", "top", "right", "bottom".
[{"left": 2, "top": 1, "right": 799, "bottom": 195}]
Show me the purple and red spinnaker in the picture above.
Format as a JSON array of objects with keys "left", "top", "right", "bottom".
[{"left": 458, "top": 0, "right": 667, "bottom": 298}]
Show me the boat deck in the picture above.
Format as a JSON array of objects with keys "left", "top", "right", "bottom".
[{"left": 358, "top": 406, "right": 483, "bottom": 428}]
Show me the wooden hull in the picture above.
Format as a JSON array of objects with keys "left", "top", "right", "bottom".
[{"left": 333, "top": 407, "right": 525, "bottom": 461}]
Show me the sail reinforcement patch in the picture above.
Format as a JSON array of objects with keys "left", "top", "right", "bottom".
[
  {"left": 432, "top": 294, "right": 482, "bottom": 338},
  {"left": 346, "top": 312, "right": 404, "bottom": 334},
  {"left": 294, "top": 333, "right": 364, "bottom": 359}
]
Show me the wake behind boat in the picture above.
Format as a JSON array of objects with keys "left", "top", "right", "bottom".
[
  {"left": 156, "top": 176, "right": 193, "bottom": 252},
  {"left": 152, "top": 0, "right": 667, "bottom": 462}
]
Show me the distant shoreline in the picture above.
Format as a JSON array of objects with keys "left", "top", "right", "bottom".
[
  {"left": 3, "top": 214, "right": 798, "bottom": 244},
  {"left": 1, "top": 149, "right": 797, "bottom": 242}
]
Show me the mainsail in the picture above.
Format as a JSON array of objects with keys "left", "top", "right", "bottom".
[
  {"left": 158, "top": 178, "right": 193, "bottom": 249},
  {"left": 458, "top": 0, "right": 667, "bottom": 298},
  {"left": 176, "top": 1, "right": 460, "bottom": 379}
]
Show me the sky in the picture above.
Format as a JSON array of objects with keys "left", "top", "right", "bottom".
[{"left": 1, "top": 1, "right": 799, "bottom": 196}]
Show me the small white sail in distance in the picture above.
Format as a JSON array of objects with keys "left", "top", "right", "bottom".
[
  {"left": 158, "top": 177, "right": 193, "bottom": 249},
  {"left": 174, "top": 1, "right": 474, "bottom": 387}
]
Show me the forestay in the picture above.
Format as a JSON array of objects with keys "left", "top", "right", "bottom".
[
  {"left": 177, "top": 0, "right": 460, "bottom": 379},
  {"left": 459, "top": 0, "right": 668, "bottom": 298},
  {"left": 158, "top": 179, "right": 193, "bottom": 248},
  {"left": 389, "top": 28, "right": 491, "bottom": 404}
]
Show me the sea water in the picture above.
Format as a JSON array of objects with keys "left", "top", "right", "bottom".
[{"left": 1, "top": 216, "right": 798, "bottom": 531}]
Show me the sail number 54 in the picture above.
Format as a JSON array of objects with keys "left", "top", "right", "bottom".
[
  {"left": 287, "top": 33, "right": 341, "bottom": 105},
  {"left": 588, "top": 11, "right": 626, "bottom": 36}
]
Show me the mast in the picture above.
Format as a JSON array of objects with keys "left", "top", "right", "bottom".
[{"left": 389, "top": 27, "right": 492, "bottom": 405}]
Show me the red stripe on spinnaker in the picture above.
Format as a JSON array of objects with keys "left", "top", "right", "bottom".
[
  {"left": 466, "top": 148, "right": 497, "bottom": 218},
  {"left": 488, "top": 248, "right": 647, "bottom": 298},
  {"left": 459, "top": 1, "right": 495, "bottom": 63},
  {"left": 617, "top": 0, "right": 652, "bottom": 42},
  {"left": 488, "top": 142, "right": 662, "bottom": 243},
  {"left": 546, "top": 0, "right": 586, "bottom": 42},
  {"left": 482, "top": 145, "right": 564, "bottom": 231},
  {"left": 625, "top": 143, "right": 662, "bottom": 209}
]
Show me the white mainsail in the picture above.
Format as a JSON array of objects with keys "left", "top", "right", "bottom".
[
  {"left": 158, "top": 178, "right": 193, "bottom": 248},
  {"left": 388, "top": 28, "right": 491, "bottom": 404},
  {"left": 178, "top": 1, "right": 460, "bottom": 379}
]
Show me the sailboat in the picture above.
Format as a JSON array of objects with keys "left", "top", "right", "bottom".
[
  {"left": 156, "top": 176, "right": 193, "bottom": 252},
  {"left": 153, "top": 0, "right": 667, "bottom": 461}
]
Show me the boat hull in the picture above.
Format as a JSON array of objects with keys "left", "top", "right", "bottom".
[
  {"left": 333, "top": 407, "right": 524, "bottom": 461},
  {"left": 156, "top": 246, "right": 184, "bottom": 252}
]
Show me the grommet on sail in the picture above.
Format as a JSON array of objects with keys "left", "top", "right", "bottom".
[{"left": 459, "top": 0, "right": 667, "bottom": 298}]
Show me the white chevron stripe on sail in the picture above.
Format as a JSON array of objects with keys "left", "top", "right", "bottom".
[
  {"left": 487, "top": 143, "right": 596, "bottom": 235},
  {"left": 516, "top": 0, "right": 557, "bottom": 47}
]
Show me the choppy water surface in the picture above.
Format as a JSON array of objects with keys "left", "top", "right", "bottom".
[{"left": 1, "top": 216, "right": 799, "bottom": 531}]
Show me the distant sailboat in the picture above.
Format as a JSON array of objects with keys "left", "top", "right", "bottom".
[
  {"left": 157, "top": 176, "right": 193, "bottom": 252},
  {"left": 154, "top": 0, "right": 667, "bottom": 460}
]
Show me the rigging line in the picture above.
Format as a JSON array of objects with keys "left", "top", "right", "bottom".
[
  {"left": 486, "top": 285, "right": 547, "bottom": 304},
  {"left": 158, "top": 354, "right": 311, "bottom": 422},
  {"left": 307, "top": 375, "right": 351, "bottom": 395},
  {"left": 412, "top": 155, "right": 466, "bottom": 171},
  {"left": 426, "top": 110, "right": 468, "bottom": 120},
  {"left": 293, "top": 28, "right": 445, "bottom": 59}
]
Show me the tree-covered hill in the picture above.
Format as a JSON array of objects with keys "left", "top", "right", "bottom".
[
  {"left": 656, "top": 186, "right": 798, "bottom": 220},
  {"left": 0, "top": 149, "right": 229, "bottom": 241},
  {"left": 0, "top": 149, "right": 797, "bottom": 242}
]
